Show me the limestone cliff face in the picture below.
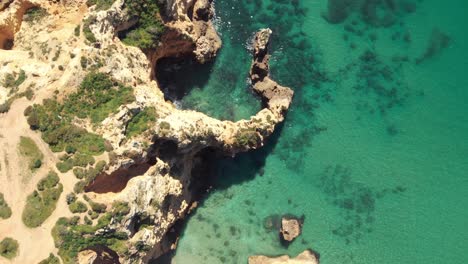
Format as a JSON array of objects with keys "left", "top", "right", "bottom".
[
  {"left": 0, "top": 0, "right": 293, "bottom": 263},
  {"left": 148, "top": 0, "right": 221, "bottom": 78}
]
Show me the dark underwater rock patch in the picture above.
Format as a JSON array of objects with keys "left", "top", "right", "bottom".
[
  {"left": 317, "top": 165, "right": 406, "bottom": 244},
  {"left": 416, "top": 28, "right": 451, "bottom": 64}
]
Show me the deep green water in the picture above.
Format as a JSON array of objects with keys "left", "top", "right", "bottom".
[{"left": 171, "top": 0, "right": 468, "bottom": 263}]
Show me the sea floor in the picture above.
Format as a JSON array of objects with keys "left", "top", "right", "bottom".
[{"left": 168, "top": 0, "right": 468, "bottom": 263}]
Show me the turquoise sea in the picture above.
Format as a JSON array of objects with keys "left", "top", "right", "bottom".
[{"left": 166, "top": 0, "right": 468, "bottom": 263}]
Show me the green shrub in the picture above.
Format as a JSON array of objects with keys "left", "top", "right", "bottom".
[
  {"left": 73, "top": 167, "right": 85, "bottom": 179},
  {"left": 95, "top": 160, "right": 107, "bottom": 172},
  {"left": 65, "top": 145, "right": 76, "bottom": 154},
  {"left": 22, "top": 171, "right": 63, "bottom": 228},
  {"left": 38, "top": 253, "right": 60, "bottom": 264},
  {"left": 111, "top": 201, "right": 130, "bottom": 222},
  {"left": 80, "top": 56, "right": 88, "bottom": 69},
  {"left": 126, "top": 107, "right": 158, "bottom": 138},
  {"left": 120, "top": 0, "right": 165, "bottom": 49},
  {"left": 52, "top": 47, "right": 61, "bottom": 61},
  {"left": 73, "top": 160, "right": 106, "bottom": 183},
  {"left": 159, "top": 121, "right": 170, "bottom": 130},
  {"left": 89, "top": 201, "right": 106, "bottom": 213},
  {"left": 52, "top": 202, "right": 130, "bottom": 263},
  {"left": 24, "top": 7, "right": 47, "bottom": 22},
  {"left": 0, "top": 193, "right": 12, "bottom": 219},
  {"left": 32, "top": 158, "right": 42, "bottom": 169},
  {"left": 84, "top": 216, "right": 93, "bottom": 225},
  {"left": 3, "top": 73, "right": 15, "bottom": 88},
  {"left": 66, "top": 193, "right": 77, "bottom": 205},
  {"left": 86, "top": 0, "right": 96, "bottom": 6},
  {"left": 73, "top": 181, "right": 86, "bottom": 194},
  {"left": 72, "top": 153, "right": 95, "bottom": 167},
  {"left": 0, "top": 102, "right": 11, "bottom": 113},
  {"left": 74, "top": 25, "right": 80, "bottom": 37},
  {"left": 37, "top": 171, "right": 60, "bottom": 191},
  {"left": 56, "top": 160, "right": 73, "bottom": 173},
  {"left": 66, "top": 72, "right": 135, "bottom": 123},
  {"left": 69, "top": 201, "right": 87, "bottom": 213},
  {"left": 88, "top": 210, "right": 99, "bottom": 219},
  {"left": 26, "top": 72, "right": 134, "bottom": 157},
  {"left": 24, "top": 105, "right": 33, "bottom": 116},
  {"left": 83, "top": 16, "right": 97, "bottom": 43},
  {"left": 26, "top": 110, "right": 39, "bottom": 128},
  {"left": 234, "top": 127, "right": 260, "bottom": 147},
  {"left": 87, "top": 0, "right": 115, "bottom": 10},
  {"left": 16, "top": 70, "right": 26, "bottom": 86},
  {"left": 3, "top": 70, "right": 26, "bottom": 89},
  {"left": 0, "top": 237, "right": 19, "bottom": 259},
  {"left": 18, "top": 136, "right": 44, "bottom": 171},
  {"left": 22, "top": 87, "right": 34, "bottom": 100}
]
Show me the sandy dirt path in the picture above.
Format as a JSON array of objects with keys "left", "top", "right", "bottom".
[
  {"left": 0, "top": 98, "right": 77, "bottom": 264},
  {"left": 0, "top": 4, "right": 90, "bottom": 263}
]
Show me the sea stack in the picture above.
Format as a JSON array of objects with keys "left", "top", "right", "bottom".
[{"left": 280, "top": 216, "right": 303, "bottom": 243}]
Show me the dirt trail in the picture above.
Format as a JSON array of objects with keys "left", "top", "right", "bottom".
[
  {"left": 0, "top": 4, "right": 90, "bottom": 263},
  {"left": 0, "top": 98, "right": 76, "bottom": 264}
]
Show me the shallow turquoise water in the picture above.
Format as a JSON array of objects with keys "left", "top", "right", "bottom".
[{"left": 172, "top": 0, "right": 468, "bottom": 263}]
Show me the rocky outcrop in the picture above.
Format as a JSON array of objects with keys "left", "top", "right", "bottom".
[
  {"left": 248, "top": 250, "right": 319, "bottom": 264},
  {"left": 148, "top": 0, "right": 221, "bottom": 77},
  {"left": 77, "top": 250, "right": 98, "bottom": 264},
  {"left": 250, "top": 28, "right": 294, "bottom": 118},
  {"left": 1, "top": 0, "right": 294, "bottom": 263},
  {"left": 0, "top": 0, "right": 35, "bottom": 49},
  {"left": 280, "top": 216, "right": 303, "bottom": 242}
]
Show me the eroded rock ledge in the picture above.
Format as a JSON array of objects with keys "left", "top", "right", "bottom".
[
  {"left": 251, "top": 28, "right": 294, "bottom": 117},
  {"left": 249, "top": 250, "right": 320, "bottom": 264},
  {"left": 0, "top": 0, "right": 293, "bottom": 263}
]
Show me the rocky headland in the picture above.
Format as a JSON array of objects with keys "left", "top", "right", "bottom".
[{"left": 0, "top": 0, "right": 300, "bottom": 263}]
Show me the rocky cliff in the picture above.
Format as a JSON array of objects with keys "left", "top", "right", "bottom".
[{"left": 0, "top": 0, "right": 293, "bottom": 263}]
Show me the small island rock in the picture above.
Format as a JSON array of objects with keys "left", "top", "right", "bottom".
[
  {"left": 280, "top": 216, "right": 303, "bottom": 242},
  {"left": 248, "top": 250, "right": 319, "bottom": 264}
]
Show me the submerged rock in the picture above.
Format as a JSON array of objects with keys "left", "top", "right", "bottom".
[
  {"left": 416, "top": 28, "right": 451, "bottom": 64},
  {"left": 248, "top": 250, "right": 319, "bottom": 264}
]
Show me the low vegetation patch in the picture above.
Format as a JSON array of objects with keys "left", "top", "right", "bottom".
[
  {"left": 83, "top": 16, "right": 97, "bottom": 43},
  {"left": 120, "top": 0, "right": 166, "bottom": 49},
  {"left": 0, "top": 89, "right": 35, "bottom": 114},
  {"left": 23, "top": 7, "right": 48, "bottom": 22},
  {"left": 57, "top": 153, "right": 95, "bottom": 173},
  {"left": 25, "top": 72, "right": 134, "bottom": 156},
  {"left": 0, "top": 193, "right": 12, "bottom": 219},
  {"left": 68, "top": 201, "right": 87, "bottom": 213},
  {"left": 73, "top": 160, "right": 107, "bottom": 193},
  {"left": 83, "top": 195, "right": 107, "bottom": 213},
  {"left": 0, "top": 237, "right": 19, "bottom": 260},
  {"left": 126, "top": 107, "right": 158, "bottom": 138},
  {"left": 22, "top": 171, "right": 63, "bottom": 228},
  {"left": 86, "top": 0, "right": 115, "bottom": 11},
  {"left": 18, "top": 136, "right": 43, "bottom": 171},
  {"left": 52, "top": 202, "right": 130, "bottom": 263},
  {"left": 74, "top": 25, "right": 80, "bottom": 37},
  {"left": 234, "top": 127, "right": 261, "bottom": 147},
  {"left": 3, "top": 70, "right": 26, "bottom": 89},
  {"left": 38, "top": 253, "right": 60, "bottom": 264}
]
